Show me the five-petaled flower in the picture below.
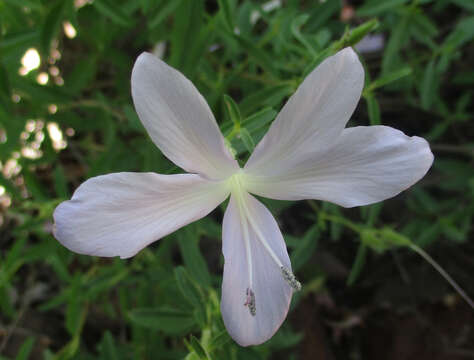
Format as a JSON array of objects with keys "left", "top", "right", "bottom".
[{"left": 53, "top": 48, "right": 433, "bottom": 346}]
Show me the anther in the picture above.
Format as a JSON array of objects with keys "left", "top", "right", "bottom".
[
  {"left": 244, "top": 288, "right": 256, "bottom": 316},
  {"left": 281, "top": 266, "right": 302, "bottom": 291}
]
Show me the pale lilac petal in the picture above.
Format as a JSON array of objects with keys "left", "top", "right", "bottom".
[
  {"left": 245, "top": 126, "right": 434, "bottom": 207},
  {"left": 245, "top": 47, "right": 364, "bottom": 176},
  {"left": 53, "top": 173, "right": 229, "bottom": 258},
  {"left": 131, "top": 53, "right": 239, "bottom": 179},
  {"left": 221, "top": 193, "right": 293, "bottom": 346}
]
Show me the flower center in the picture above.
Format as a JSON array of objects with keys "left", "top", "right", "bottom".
[{"left": 227, "top": 169, "right": 248, "bottom": 199}]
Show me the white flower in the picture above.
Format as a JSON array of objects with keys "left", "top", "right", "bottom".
[{"left": 53, "top": 48, "right": 433, "bottom": 346}]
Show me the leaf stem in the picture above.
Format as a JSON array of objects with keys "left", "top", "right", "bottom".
[{"left": 409, "top": 243, "right": 474, "bottom": 308}]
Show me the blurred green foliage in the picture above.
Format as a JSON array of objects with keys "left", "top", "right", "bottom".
[{"left": 0, "top": 0, "right": 473, "bottom": 359}]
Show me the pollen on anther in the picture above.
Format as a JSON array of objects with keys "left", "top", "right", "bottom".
[
  {"left": 244, "top": 288, "right": 256, "bottom": 316},
  {"left": 281, "top": 266, "right": 302, "bottom": 291}
]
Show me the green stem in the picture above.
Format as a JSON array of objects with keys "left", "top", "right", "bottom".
[
  {"left": 225, "top": 124, "right": 240, "bottom": 141},
  {"left": 409, "top": 243, "right": 474, "bottom": 308},
  {"left": 318, "top": 213, "right": 362, "bottom": 233}
]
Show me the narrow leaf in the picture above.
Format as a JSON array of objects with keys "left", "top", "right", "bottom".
[
  {"left": 382, "top": 14, "right": 411, "bottom": 74},
  {"left": 347, "top": 243, "right": 367, "bottom": 286},
  {"left": 291, "top": 14, "right": 315, "bottom": 56},
  {"left": 239, "top": 127, "right": 255, "bottom": 152},
  {"left": 93, "top": 0, "right": 133, "bottom": 27},
  {"left": 41, "top": 0, "right": 67, "bottom": 55},
  {"left": 15, "top": 337, "right": 35, "bottom": 360},
  {"left": 174, "top": 266, "right": 205, "bottom": 309},
  {"left": 347, "top": 19, "right": 380, "bottom": 46},
  {"left": 98, "top": 331, "right": 119, "bottom": 360},
  {"left": 365, "top": 93, "right": 381, "bottom": 125},
  {"left": 369, "top": 67, "right": 412, "bottom": 90},
  {"left": 53, "top": 164, "right": 69, "bottom": 198},
  {"left": 208, "top": 330, "right": 231, "bottom": 350},
  {"left": 291, "top": 225, "right": 319, "bottom": 271},
  {"left": 149, "top": 0, "right": 183, "bottom": 29},
  {"left": 189, "top": 335, "right": 209, "bottom": 360},
  {"left": 177, "top": 227, "right": 211, "bottom": 287},
  {"left": 223, "top": 94, "right": 242, "bottom": 126},
  {"left": 243, "top": 107, "right": 277, "bottom": 133},
  {"left": 217, "top": 0, "right": 234, "bottom": 32},
  {"left": 357, "top": 0, "right": 409, "bottom": 16},
  {"left": 129, "top": 307, "right": 195, "bottom": 334},
  {"left": 234, "top": 35, "right": 277, "bottom": 75},
  {"left": 421, "top": 58, "right": 437, "bottom": 110},
  {"left": 240, "top": 85, "right": 293, "bottom": 116}
]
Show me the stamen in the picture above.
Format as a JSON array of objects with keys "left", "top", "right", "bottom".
[
  {"left": 236, "top": 199, "right": 253, "bottom": 288},
  {"left": 241, "top": 201, "right": 283, "bottom": 268},
  {"left": 239, "top": 196, "right": 304, "bottom": 291},
  {"left": 281, "top": 266, "right": 302, "bottom": 291},
  {"left": 244, "top": 288, "right": 256, "bottom": 316}
]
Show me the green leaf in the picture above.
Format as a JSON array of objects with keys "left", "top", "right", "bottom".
[
  {"left": 306, "top": 0, "right": 340, "bottom": 32},
  {"left": 41, "top": 0, "right": 67, "bottom": 55},
  {"left": 441, "top": 16, "right": 474, "bottom": 53},
  {"left": 242, "top": 107, "right": 277, "bottom": 133},
  {"left": 364, "top": 203, "right": 383, "bottom": 227},
  {"left": 234, "top": 35, "right": 277, "bottom": 75},
  {"left": 123, "top": 104, "right": 143, "bottom": 131},
  {"left": 291, "top": 225, "right": 319, "bottom": 272},
  {"left": 382, "top": 13, "right": 411, "bottom": 74},
  {"left": 189, "top": 335, "right": 210, "bottom": 360},
  {"left": 291, "top": 14, "right": 315, "bottom": 56},
  {"left": 148, "top": 0, "right": 183, "bottom": 29},
  {"left": 223, "top": 94, "right": 242, "bottom": 126},
  {"left": 129, "top": 307, "right": 196, "bottom": 334},
  {"left": 411, "top": 12, "right": 439, "bottom": 38},
  {"left": 239, "top": 127, "right": 255, "bottom": 152},
  {"left": 170, "top": 0, "right": 205, "bottom": 76},
  {"left": 380, "top": 228, "right": 411, "bottom": 247},
  {"left": 2, "top": 0, "right": 42, "bottom": 10},
  {"left": 177, "top": 227, "right": 211, "bottom": 287},
  {"left": 356, "top": 0, "right": 409, "bottom": 16},
  {"left": 365, "top": 93, "right": 381, "bottom": 125},
  {"left": 12, "top": 76, "right": 71, "bottom": 104},
  {"left": 0, "top": 30, "right": 39, "bottom": 57},
  {"left": 346, "top": 19, "right": 380, "bottom": 46},
  {"left": 441, "top": 221, "right": 467, "bottom": 243},
  {"left": 174, "top": 266, "right": 205, "bottom": 309},
  {"left": 0, "top": 237, "right": 26, "bottom": 291},
  {"left": 65, "top": 290, "right": 82, "bottom": 335},
  {"left": 217, "top": 0, "right": 234, "bottom": 32},
  {"left": 65, "top": 58, "right": 98, "bottom": 94},
  {"left": 414, "top": 222, "right": 441, "bottom": 247},
  {"left": 208, "top": 330, "right": 231, "bottom": 351},
  {"left": 53, "top": 164, "right": 69, "bottom": 198},
  {"left": 47, "top": 253, "right": 71, "bottom": 283},
  {"left": 22, "top": 169, "right": 48, "bottom": 201},
  {"left": 450, "top": 0, "right": 474, "bottom": 11},
  {"left": 98, "top": 331, "right": 119, "bottom": 360},
  {"left": 421, "top": 58, "right": 437, "bottom": 110},
  {"left": 347, "top": 243, "right": 367, "bottom": 286},
  {"left": 240, "top": 85, "right": 293, "bottom": 116},
  {"left": 93, "top": 0, "right": 133, "bottom": 27},
  {"left": 221, "top": 107, "right": 277, "bottom": 136},
  {"left": 368, "top": 67, "right": 412, "bottom": 91},
  {"left": 0, "top": 63, "right": 11, "bottom": 99},
  {"left": 84, "top": 267, "right": 129, "bottom": 299},
  {"left": 360, "top": 229, "right": 389, "bottom": 253},
  {"left": 15, "top": 337, "right": 35, "bottom": 360}
]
